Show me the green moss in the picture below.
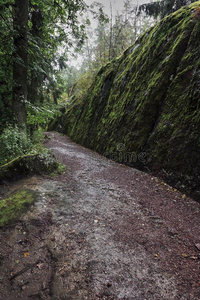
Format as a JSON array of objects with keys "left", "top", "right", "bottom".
[
  {"left": 0, "top": 190, "right": 36, "bottom": 227},
  {"left": 50, "top": 1, "right": 200, "bottom": 200},
  {"left": 50, "top": 162, "right": 66, "bottom": 177},
  {"left": 0, "top": 153, "right": 59, "bottom": 183}
]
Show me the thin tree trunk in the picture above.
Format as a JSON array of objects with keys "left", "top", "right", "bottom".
[
  {"left": 13, "top": 0, "right": 29, "bottom": 133},
  {"left": 109, "top": 2, "right": 113, "bottom": 61}
]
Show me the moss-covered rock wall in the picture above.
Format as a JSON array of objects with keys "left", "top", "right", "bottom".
[{"left": 53, "top": 2, "right": 200, "bottom": 200}]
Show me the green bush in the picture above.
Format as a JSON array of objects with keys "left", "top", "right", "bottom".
[
  {"left": 0, "top": 125, "right": 32, "bottom": 165},
  {"left": 27, "top": 102, "right": 62, "bottom": 129}
]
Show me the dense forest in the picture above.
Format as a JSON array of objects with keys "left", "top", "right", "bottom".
[
  {"left": 0, "top": 0, "right": 199, "bottom": 198},
  {"left": 0, "top": 0, "right": 87, "bottom": 166}
]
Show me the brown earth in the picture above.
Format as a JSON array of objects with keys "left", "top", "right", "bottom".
[{"left": 0, "top": 131, "right": 199, "bottom": 300}]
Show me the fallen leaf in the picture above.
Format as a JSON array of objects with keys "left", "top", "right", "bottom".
[
  {"left": 24, "top": 252, "right": 30, "bottom": 258},
  {"left": 182, "top": 253, "right": 188, "bottom": 258},
  {"left": 191, "top": 256, "right": 197, "bottom": 260},
  {"left": 154, "top": 254, "right": 159, "bottom": 257},
  {"left": 58, "top": 266, "right": 65, "bottom": 272},
  {"left": 182, "top": 194, "right": 186, "bottom": 199}
]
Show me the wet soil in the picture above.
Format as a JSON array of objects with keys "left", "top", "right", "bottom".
[{"left": 0, "top": 132, "right": 199, "bottom": 300}]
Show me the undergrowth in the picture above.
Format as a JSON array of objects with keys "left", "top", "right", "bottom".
[{"left": 0, "top": 101, "right": 63, "bottom": 166}]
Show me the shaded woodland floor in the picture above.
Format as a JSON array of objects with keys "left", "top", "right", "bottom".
[{"left": 0, "top": 132, "right": 199, "bottom": 299}]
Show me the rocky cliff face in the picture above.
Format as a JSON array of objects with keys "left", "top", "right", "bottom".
[{"left": 52, "top": 2, "right": 200, "bottom": 200}]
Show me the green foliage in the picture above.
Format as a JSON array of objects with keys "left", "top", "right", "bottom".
[
  {"left": 0, "top": 0, "right": 87, "bottom": 135},
  {"left": 50, "top": 162, "right": 66, "bottom": 177},
  {"left": 0, "top": 0, "right": 14, "bottom": 132},
  {"left": 31, "top": 127, "right": 44, "bottom": 145},
  {"left": 0, "top": 189, "right": 36, "bottom": 227},
  {"left": 27, "top": 0, "right": 87, "bottom": 104},
  {"left": 0, "top": 122, "right": 53, "bottom": 165},
  {"left": 27, "top": 102, "right": 62, "bottom": 128},
  {"left": 0, "top": 99, "right": 64, "bottom": 165},
  {"left": 0, "top": 125, "right": 32, "bottom": 165}
]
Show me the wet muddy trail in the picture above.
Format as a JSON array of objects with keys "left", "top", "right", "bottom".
[{"left": 0, "top": 132, "right": 199, "bottom": 300}]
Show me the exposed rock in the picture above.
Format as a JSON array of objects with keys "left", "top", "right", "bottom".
[
  {"left": 51, "top": 2, "right": 200, "bottom": 201},
  {"left": 0, "top": 153, "right": 58, "bottom": 183}
]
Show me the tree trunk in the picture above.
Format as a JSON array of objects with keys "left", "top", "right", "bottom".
[
  {"left": 109, "top": 2, "right": 113, "bottom": 61},
  {"left": 13, "top": 0, "right": 29, "bottom": 133},
  {"left": 28, "top": 71, "right": 40, "bottom": 104},
  {"left": 28, "top": 5, "right": 43, "bottom": 104}
]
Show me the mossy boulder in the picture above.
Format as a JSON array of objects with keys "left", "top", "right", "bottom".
[
  {"left": 0, "top": 153, "right": 58, "bottom": 183},
  {"left": 51, "top": 2, "right": 200, "bottom": 200},
  {"left": 0, "top": 189, "right": 36, "bottom": 227}
]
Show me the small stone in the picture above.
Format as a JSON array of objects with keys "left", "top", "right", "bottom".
[
  {"left": 37, "top": 262, "right": 44, "bottom": 270},
  {"left": 195, "top": 243, "right": 200, "bottom": 251},
  {"left": 103, "top": 291, "right": 111, "bottom": 296},
  {"left": 107, "top": 282, "right": 112, "bottom": 288}
]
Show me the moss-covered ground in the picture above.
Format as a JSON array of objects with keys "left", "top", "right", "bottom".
[{"left": 0, "top": 189, "right": 36, "bottom": 227}]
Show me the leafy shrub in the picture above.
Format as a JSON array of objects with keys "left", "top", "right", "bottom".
[
  {"left": 31, "top": 127, "right": 44, "bottom": 145},
  {"left": 0, "top": 125, "right": 32, "bottom": 165},
  {"left": 27, "top": 102, "right": 62, "bottom": 129}
]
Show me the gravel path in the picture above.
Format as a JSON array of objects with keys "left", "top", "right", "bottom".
[{"left": 0, "top": 132, "right": 199, "bottom": 300}]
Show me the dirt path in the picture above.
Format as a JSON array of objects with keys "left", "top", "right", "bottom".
[{"left": 0, "top": 132, "right": 199, "bottom": 300}]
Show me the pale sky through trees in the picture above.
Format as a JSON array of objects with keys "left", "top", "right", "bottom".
[
  {"left": 68, "top": 0, "right": 151, "bottom": 67},
  {"left": 85, "top": 0, "right": 149, "bottom": 15}
]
